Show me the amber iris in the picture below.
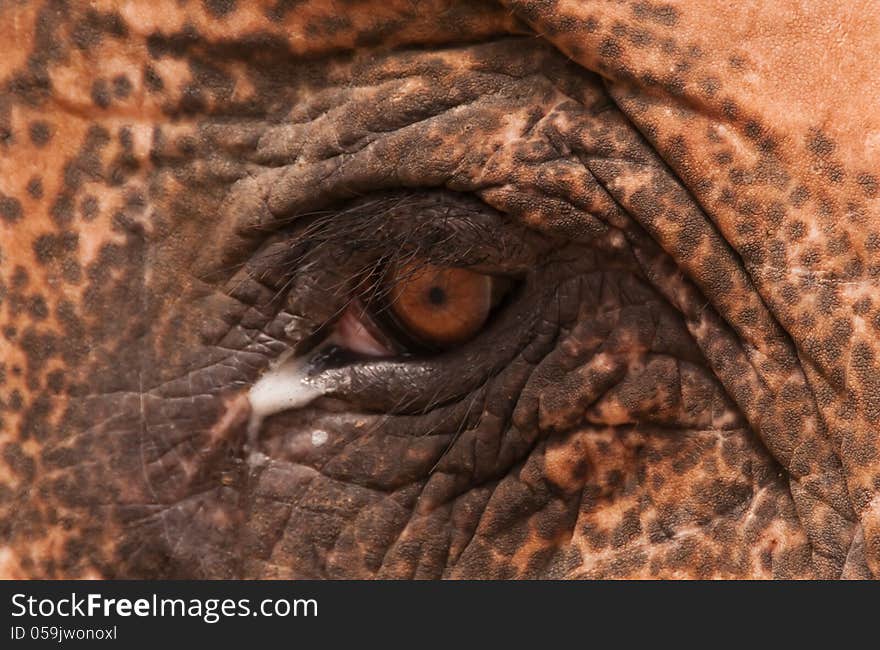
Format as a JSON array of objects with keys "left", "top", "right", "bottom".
[{"left": 387, "top": 262, "right": 494, "bottom": 348}]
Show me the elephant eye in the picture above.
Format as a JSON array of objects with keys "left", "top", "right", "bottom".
[{"left": 351, "top": 261, "right": 515, "bottom": 354}]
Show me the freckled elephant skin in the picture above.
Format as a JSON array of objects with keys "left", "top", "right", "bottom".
[{"left": 1, "top": 0, "right": 878, "bottom": 579}]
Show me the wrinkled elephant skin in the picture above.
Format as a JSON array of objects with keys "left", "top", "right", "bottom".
[{"left": 1, "top": 1, "right": 879, "bottom": 579}]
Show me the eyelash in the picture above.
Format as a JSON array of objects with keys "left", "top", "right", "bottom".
[{"left": 280, "top": 191, "right": 541, "bottom": 278}]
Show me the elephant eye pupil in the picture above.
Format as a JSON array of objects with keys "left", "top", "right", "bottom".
[{"left": 427, "top": 286, "right": 446, "bottom": 306}]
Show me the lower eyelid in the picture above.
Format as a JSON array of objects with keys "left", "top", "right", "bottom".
[{"left": 302, "top": 281, "right": 553, "bottom": 414}]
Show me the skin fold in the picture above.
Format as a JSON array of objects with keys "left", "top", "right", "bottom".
[{"left": 0, "top": 0, "right": 878, "bottom": 578}]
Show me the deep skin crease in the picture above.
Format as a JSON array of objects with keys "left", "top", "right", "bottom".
[{"left": 0, "top": 0, "right": 879, "bottom": 579}]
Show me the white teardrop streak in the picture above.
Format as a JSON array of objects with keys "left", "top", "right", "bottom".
[
  {"left": 246, "top": 349, "right": 324, "bottom": 463},
  {"left": 244, "top": 307, "right": 392, "bottom": 465}
]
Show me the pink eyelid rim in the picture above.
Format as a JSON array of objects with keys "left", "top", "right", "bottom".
[{"left": 329, "top": 303, "right": 395, "bottom": 357}]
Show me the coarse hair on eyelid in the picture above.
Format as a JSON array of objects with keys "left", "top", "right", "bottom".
[{"left": 264, "top": 190, "right": 538, "bottom": 311}]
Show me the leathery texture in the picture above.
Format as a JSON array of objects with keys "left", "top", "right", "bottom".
[{"left": 0, "top": 0, "right": 878, "bottom": 579}]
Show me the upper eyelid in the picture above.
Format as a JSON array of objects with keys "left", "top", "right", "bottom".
[{"left": 286, "top": 190, "right": 549, "bottom": 275}]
